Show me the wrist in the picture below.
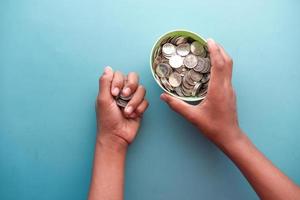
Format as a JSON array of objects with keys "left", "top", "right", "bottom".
[
  {"left": 212, "top": 127, "right": 245, "bottom": 149},
  {"left": 97, "top": 132, "right": 129, "bottom": 152},
  {"left": 217, "top": 129, "right": 250, "bottom": 154}
]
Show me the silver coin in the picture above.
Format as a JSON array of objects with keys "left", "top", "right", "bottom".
[
  {"left": 175, "top": 66, "right": 187, "bottom": 73},
  {"left": 194, "top": 57, "right": 206, "bottom": 72},
  {"left": 203, "top": 45, "right": 209, "bottom": 57},
  {"left": 192, "top": 82, "right": 202, "bottom": 96},
  {"left": 183, "top": 54, "right": 198, "bottom": 69},
  {"left": 198, "top": 91, "right": 207, "bottom": 98},
  {"left": 170, "top": 36, "right": 179, "bottom": 45},
  {"left": 174, "top": 87, "right": 184, "bottom": 97},
  {"left": 119, "top": 94, "right": 133, "bottom": 101},
  {"left": 197, "top": 87, "right": 207, "bottom": 97},
  {"left": 191, "top": 41, "right": 205, "bottom": 56},
  {"left": 189, "top": 70, "right": 203, "bottom": 82},
  {"left": 186, "top": 76, "right": 197, "bottom": 86},
  {"left": 185, "top": 72, "right": 197, "bottom": 85},
  {"left": 202, "top": 58, "right": 211, "bottom": 73},
  {"left": 162, "top": 43, "right": 176, "bottom": 56},
  {"left": 201, "top": 73, "right": 210, "bottom": 83},
  {"left": 182, "top": 76, "right": 195, "bottom": 89},
  {"left": 202, "top": 82, "right": 209, "bottom": 89},
  {"left": 169, "top": 55, "right": 183, "bottom": 69},
  {"left": 176, "top": 43, "right": 190, "bottom": 56},
  {"left": 168, "top": 72, "right": 182, "bottom": 87},
  {"left": 116, "top": 98, "right": 128, "bottom": 108},
  {"left": 160, "top": 57, "right": 169, "bottom": 64},
  {"left": 156, "top": 63, "right": 171, "bottom": 78},
  {"left": 175, "top": 36, "right": 188, "bottom": 45},
  {"left": 180, "top": 70, "right": 188, "bottom": 77},
  {"left": 175, "top": 65, "right": 184, "bottom": 73},
  {"left": 161, "top": 77, "right": 174, "bottom": 91},
  {"left": 181, "top": 85, "right": 193, "bottom": 96}
]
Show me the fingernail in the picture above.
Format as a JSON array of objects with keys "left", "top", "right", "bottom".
[
  {"left": 112, "top": 87, "right": 120, "bottom": 96},
  {"left": 122, "top": 87, "right": 131, "bottom": 96},
  {"left": 125, "top": 106, "right": 133, "bottom": 114},
  {"left": 207, "top": 38, "right": 215, "bottom": 44},
  {"left": 104, "top": 66, "right": 112, "bottom": 74},
  {"left": 160, "top": 93, "right": 166, "bottom": 101}
]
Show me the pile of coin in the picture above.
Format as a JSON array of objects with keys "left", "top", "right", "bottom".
[
  {"left": 115, "top": 94, "right": 132, "bottom": 108},
  {"left": 152, "top": 35, "right": 211, "bottom": 99}
]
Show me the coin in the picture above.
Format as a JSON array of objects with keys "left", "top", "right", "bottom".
[
  {"left": 192, "top": 82, "right": 202, "bottom": 96},
  {"left": 162, "top": 43, "right": 176, "bottom": 56},
  {"left": 156, "top": 63, "right": 171, "bottom": 78},
  {"left": 202, "top": 82, "right": 209, "bottom": 89},
  {"left": 194, "top": 57, "right": 206, "bottom": 72},
  {"left": 182, "top": 75, "right": 195, "bottom": 89},
  {"left": 180, "top": 70, "right": 188, "bottom": 77},
  {"left": 161, "top": 77, "right": 174, "bottom": 91},
  {"left": 202, "top": 58, "right": 211, "bottom": 73},
  {"left": 191, "top": 41, "right": 205, "bottom": 56},
  {"left": 185, "top": 74, "right": 197, "bottom": 85},
  {"left": 175, "top": 66, "right": 184, "bottom": 73},
  {"left": 201, "top": 73, "right": 210, "bottom": 83},
  {"left": 176, "top": 43, "right": 190, "bottom": 56},
  {"left": 169, "top": 55, "right": 183, "bottom": 69},
  {"left": 119, "top": 94, "right": 133, "bottom": 101},
  {"left": 189, "top": 70, "right": 203, "bottom": 82},
  {"left": 116, "top": 98, "right": 128, "bottom": 107},
  {"left": 181, "top": 85, "right": 193, "bottom": 96},
  {"left": 170, "top": 36, "right": 179, "bottom": 45},
  {"left": 115, "top": 93, "right": 133, "bottom": 108},
  {"left": 197, "top": 87, "right": 207, "bottom": 97},
  {"left": 168, "top": 72, "right": 182, "bottom": 87},
  {"left": 175, "top": 36, "right": 188, "bottom": 45},
  {"left": 174, "top": 87, "right": 184, "bottom": 96},
  {"left": 183, "top": 54, "right": 198, "bottom": 69}
]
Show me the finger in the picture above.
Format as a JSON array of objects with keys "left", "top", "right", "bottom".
[
  {"left": 135, "top": 99, "right": 149, "bottom": 116},
  {"left": 98, "top": 66, "right": 114, "bottom": 103},
  {"left": 111, "top": 71, "right": 125, "bottom": 96},
  {"left": 207, "top": 39, "right": 226, "bottom": 85},
  {"left": 124, "top": 85, "right": 146, "bottom": 115},
  {"left": 218, "top": 44, "right": 233, "bottom": 80},
  {"left": 160, "top": 93, "right": 195, "bottom": 121},
  {"left": 128, "top": 112, "right": 138, "bottom": 118},
  {"left": 122, "top": 72, "right": 139, "bottom": 97}
]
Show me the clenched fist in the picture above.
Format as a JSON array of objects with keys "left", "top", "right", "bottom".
[{"left": 96, "top": 67, "right": 149, "bottom": 147}]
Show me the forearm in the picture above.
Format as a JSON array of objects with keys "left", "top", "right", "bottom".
[
  {"left": 88, "top": 134, "right": 128, "bottom": 200},
  {"left": 220, "top": 130, "right": 300, "bottom": 200}
]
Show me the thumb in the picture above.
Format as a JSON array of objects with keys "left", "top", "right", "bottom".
[
  {"left": 98, "top": 66, "right": 114, "bottom": 103},
  {"left": 160, "top": 93, "right": 194, "bottom": 121},
  {"left": 206, "top": 39, "right": 226, "bottom": 88}
]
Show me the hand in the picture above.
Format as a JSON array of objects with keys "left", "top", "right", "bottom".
[
  {"left": 96, "top": 67, "right": 148, "bottom": 147},
  {"left": 161, "top": 39, "right": 241, "bottom": 147}
]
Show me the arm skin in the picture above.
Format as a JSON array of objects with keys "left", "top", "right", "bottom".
[
  {"left": 221, "top": 130, "right": 300, "bottom": 200},
  {"left": 88, "top": 67, "right": 148, "bottom": 200},
  {"left": 161, "top": 39, "right": 300, "bottom": 200},
  {"left": 88, "top": 134, "right": 128, "bottom": 200}
]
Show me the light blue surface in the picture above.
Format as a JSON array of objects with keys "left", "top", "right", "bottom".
[{"left": 1, "top": 0, "right": 299, "bottom": 199}]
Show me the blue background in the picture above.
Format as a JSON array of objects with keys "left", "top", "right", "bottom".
[{"left": 1, "top": 0, "right": 299, "bottom": 199}]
